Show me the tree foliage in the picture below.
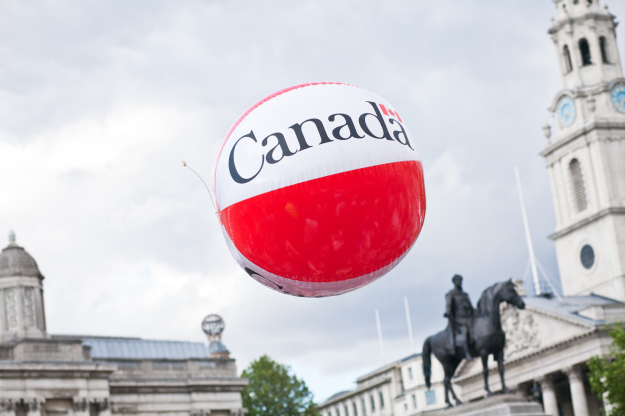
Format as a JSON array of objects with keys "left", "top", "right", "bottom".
[
  {"left": 241, "top": 355, "right": 320, "bottom": 416},
  {"left": 588, "top": 324, "right": 625, "bottom": 416}
]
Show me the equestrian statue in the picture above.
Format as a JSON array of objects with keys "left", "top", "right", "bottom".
[{"left": 422, "top": 275, "right": 525, "bottom": 407}]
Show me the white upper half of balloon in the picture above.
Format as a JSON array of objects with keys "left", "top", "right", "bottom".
[{"left": 213, "top": 83, "right": 420, "bottom": 211}]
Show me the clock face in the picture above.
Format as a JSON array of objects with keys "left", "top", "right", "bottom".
[
  {"left": 611, "top": 84, "right": 625, "bottom": 114},
  {"left": 557, "top": 96, "right": 576, "bottom": 128}
]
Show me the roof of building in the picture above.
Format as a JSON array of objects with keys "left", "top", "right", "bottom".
[
  {"left": 523, "top": 293, "right": 624, "bottom": 325},
  {"left": 208, "top": 341, "right": 229, "bottom": 354},
  {"left": 0, "top": 232, "right": 43, "bottom": 279},
  {"left": 53, "top": 335, "right": 212, "bottom": 360},
  {"left": 355, "top": 352, "right": 422, "bottom": 384},
  {"left": 321, "top": 352, "right": 424, "bottom": 405},
  {"left": 325, "top": 391, "right": 352, "bottom": 402}
]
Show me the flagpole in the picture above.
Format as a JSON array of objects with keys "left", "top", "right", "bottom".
[
  {"left": 514, "top": 166, "right": 541, "bottom": 296},
  {"left": 404, "top": 296, "right": 415, "bottom": 354},
  {"left": 375, "top": 309, "right": 385, "bottom": 365}
]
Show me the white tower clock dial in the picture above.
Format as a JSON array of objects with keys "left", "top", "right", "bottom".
[
  {"left": 611, "top": 83, "right": 625, "bottom": 114},
  {"left": 556, "top": 96, "right": 576, "bottom": 128}
]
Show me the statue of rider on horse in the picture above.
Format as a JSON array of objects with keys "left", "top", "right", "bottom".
[
  {"left": 444, "top": 274, "right": 474, "bottom": 362},
  {"left": 423, "top": 275, "right": 526, "bottom": 407}
]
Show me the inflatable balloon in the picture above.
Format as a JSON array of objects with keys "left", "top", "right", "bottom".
[{"left": 213, "top": 82, "right": 425, "bottom": 297}]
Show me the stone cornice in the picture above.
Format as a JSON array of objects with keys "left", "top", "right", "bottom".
[
  {"left": 0, "top": 369, "right": 113, "bottom": 379},
  {"left": 524, "top": 304, "right": 593, "bottom": 328},
  {"left": 540, "top": 121, "right": 625, "bottom": 158},
  {"left": 109, "top": 377, "right": 247, "bottom": 384},
  {"left": 109, "top": 376, "right": 248, "bottom": 395},
  {"left": 547, "top": 79, "right": 625, "bottom": 112},
  {"left": 110, "top": 384, "right": 246, "bottom": 395},
  {"left": 548, "top": 13, "right": 615, "bottom": 35},
  {"left": 548, "top": 207, "right": 625, "bottom": 240}
]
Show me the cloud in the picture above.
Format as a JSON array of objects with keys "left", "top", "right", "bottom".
[{"left": 0, "top": 0, "right": 623, "bottom": 402}]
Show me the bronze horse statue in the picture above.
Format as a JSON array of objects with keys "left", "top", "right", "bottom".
[{"left": 422, "top": 280, "right": 525, "bottom": 407}]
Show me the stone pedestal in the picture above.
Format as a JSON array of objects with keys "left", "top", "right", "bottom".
[{"left": 427, "top": 394, "right": 547, "bottom": 416}]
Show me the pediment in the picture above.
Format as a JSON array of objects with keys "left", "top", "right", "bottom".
[{"left": 454, "top": 302, "right": 591, "bottom": 378}]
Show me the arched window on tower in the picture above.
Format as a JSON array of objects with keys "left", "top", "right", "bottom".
[
  {"left": 563, "top": 45, "right": 573, "bottom": 73},
  {"left": 579, "top": 38, "right": 592, "bottom": 66},
  {"left": 569, "top": 158, "right": 588, "bottom": 212},
  {"left": 599, "top": 36, "right": 609, "bottom": 64}
]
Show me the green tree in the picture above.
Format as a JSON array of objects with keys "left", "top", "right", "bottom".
[
  {"left": 241, "top": 355, "right": 320, "bottom": 416},
  {"left": 588, "top": 324, "right": 625, "bottom": 416}
]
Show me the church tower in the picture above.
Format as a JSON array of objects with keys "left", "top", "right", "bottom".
[
  {"left": 542, "top": 0, "right": 625, "bottom": 300},
  {"left": 0, "top": 231, "right": 48, "bottom": 341}
]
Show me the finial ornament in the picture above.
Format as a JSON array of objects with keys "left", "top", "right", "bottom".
[
  {"left": 8, "top": 230, "right": 15, "bottom": 244},
  {"left": 542, "top": 123, "right": 552, "bottom": 142}
]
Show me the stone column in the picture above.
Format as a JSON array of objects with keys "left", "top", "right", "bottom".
[
  {"left": 0, "top": 399, "right": 16, "bottom": 416},
  {"left": 564, "top": 366, "right": 589, "bottom": 416},
  {"left": 72, "top": 398, "right": 89, "bottom": 416},
  {"left": 538, "top": 375, "right": 559, "bottom": 416},
  {"left": 93, "top": 398, "right": 111, "bottom": 416},
  {"left": 24, "top": 398, "right": 44, "bottom": 416}
]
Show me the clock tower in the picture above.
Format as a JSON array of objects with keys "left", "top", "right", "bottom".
[{"left": 542, "top": 0, "right": 625, "bottom": 301}]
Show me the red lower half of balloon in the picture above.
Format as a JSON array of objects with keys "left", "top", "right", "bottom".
[{"left": 219, "top": 160, "right": 426, "bottom": 289}]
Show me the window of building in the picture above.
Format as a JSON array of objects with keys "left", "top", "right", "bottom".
[
  {"left": 353, "top": 402, "right": 358, "bottom": 416},
  {"left": 579, "top": 38, "right": 592, "bottom": 65},
  {"left": 426, "top": 390, "right": 437, "bottom": 406},
  {"left": 569, "top": 158, "right": 588, "bottom": 212},
  {"left": 404, "top": 403, "right": 408, "bottom": 412},
  {"left": 408, "top": 367, "right": 413, "bottom": 380},
  {"left": 370, "top": 395, "right": 375, "bottom": 412},
  {"left": 412, "top": 394, "right": 417, "bottom": 408},
  {"left": 344, "top": 405, "right": 349, "bottom": 416},
  {"left": 599, "top": 36, "right": 609, "bottom": 63},
  {"left": 563, "top": 45, "right": 573, "bottom": 73},
  {"left": 581, "top": 244, "right": 595, "bottom": 269},
  {"left": 361, "top": 397, "right": 367, "bottom": 416},
  {"left": 379, "top": 392, "right": 384, "bottom": 409},
  {"left": 336, "top": 408, "right": 341, "bottom": 416}
]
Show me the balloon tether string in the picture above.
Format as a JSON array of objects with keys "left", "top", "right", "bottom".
[{"left": 182, "top": 160, "right": 217, "bottom": 213}]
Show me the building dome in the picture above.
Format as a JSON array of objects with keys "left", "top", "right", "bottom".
[{"left": 0, "top": 231, "right": 43, "bottom": 279}]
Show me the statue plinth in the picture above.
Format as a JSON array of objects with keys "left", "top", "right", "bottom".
[{"left": 427, "top": 394, "right": 546, "bottom": 416}]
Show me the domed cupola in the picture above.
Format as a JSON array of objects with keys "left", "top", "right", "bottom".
[
  {"left": 0, "top": 231, "right": 47, "bottom": 342},
  {"left": 0, "top": 231, "right": 44, "bottom": 279}
]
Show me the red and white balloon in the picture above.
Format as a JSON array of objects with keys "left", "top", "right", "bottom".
[{"left": 213, "top": 82, "right": 426, "bottom": 297}]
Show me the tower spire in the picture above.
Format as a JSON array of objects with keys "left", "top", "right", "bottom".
[{"left": 542, "top": 0, "right": 625, "bottom": 301}]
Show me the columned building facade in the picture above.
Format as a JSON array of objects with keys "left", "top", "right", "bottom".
[
  {"left": 320, "top": 1, "right": 625, "bottom": 415},
  {"left": 0, "top": 234, "right": 247, "bottom": 416},
  {"left": 457, "top": 1, "right": 625, "bottom": 415},
  {"left": 318, "top": 354, "right": 449, "bottom": 416}
]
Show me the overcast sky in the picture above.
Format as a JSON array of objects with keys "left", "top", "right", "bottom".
[{"left": 1, "top": 0, "right": 624, "bottom": 403}]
